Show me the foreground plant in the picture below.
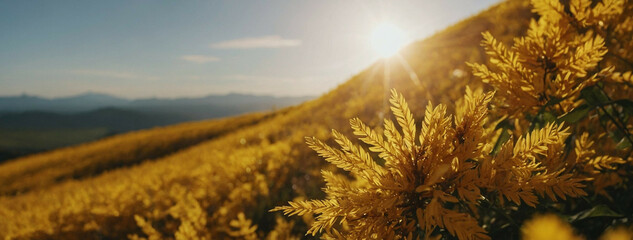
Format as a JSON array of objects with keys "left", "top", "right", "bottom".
[
  {"left": 273, "top": 1, "right": 633, "bottom": 239},
  {"left": 469, "top": 0, "right": 632, "bottom": 198},
  {"left": 273, "top": 89, "right": 586, "bottom": 239}
]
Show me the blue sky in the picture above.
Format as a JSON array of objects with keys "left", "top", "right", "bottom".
[{"left": 0, "top": 0, "right": 500, "bottom": 98}]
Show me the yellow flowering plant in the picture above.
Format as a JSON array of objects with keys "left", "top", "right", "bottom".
[{"left": 275, "top": 0, "right": 633, "bottom": 239}]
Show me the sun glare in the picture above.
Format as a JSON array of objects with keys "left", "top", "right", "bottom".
[{"left": 371, "top": 23, "right": 407, "bottom": 58}]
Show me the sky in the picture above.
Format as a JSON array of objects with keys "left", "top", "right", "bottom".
[{"left": 0, "top": 0, "right": 500, "bottom": 99}]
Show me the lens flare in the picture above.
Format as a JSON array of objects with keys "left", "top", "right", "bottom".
[{"left": 371, "top": 23, "right": 407, "bottom": 58}]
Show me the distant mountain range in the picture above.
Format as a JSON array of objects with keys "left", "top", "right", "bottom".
[
  {"left": 0, "top": 92, "right": 128, "bottom": 113},
  {"left": 0, "top": 92, "right": 313, "bottom": 116},
  {"left": 0, "top": 92, "right": 313, "bottom": 160},
  {"left": 0, "top": 108, "right": 185, "bottom": 132}
]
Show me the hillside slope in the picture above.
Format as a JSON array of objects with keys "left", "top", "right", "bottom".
[
  {"left": 0, "top": 1, "right": 534, "bottom": 239},
  {"left": 0, "top": 111, "right": 272, "bottom": 196},
  {"left": 0, "top": 108, "right": 188, "bottom": 162}
]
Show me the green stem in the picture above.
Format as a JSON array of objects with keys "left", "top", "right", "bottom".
[{"left": 596, "top": 88, "right": 633, "bottom": 158}]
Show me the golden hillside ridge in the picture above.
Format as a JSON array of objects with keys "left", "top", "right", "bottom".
[{"left": 0, "top": 112, "right": 272, "bottom": 196}]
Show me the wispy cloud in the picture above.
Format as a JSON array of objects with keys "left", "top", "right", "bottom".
[
  {"left": 69, "top": 69, "right": 159, "bottom": 81},
  {"left": 180, "top": 55, "right": 220, "bottom": 63},
  {"left": 210, "top": 35, "right": 302, "bottom": 49}
]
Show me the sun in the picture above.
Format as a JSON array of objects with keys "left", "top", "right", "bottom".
[{"left": 371, "top": 22, "right": 407, "bottom": 58}]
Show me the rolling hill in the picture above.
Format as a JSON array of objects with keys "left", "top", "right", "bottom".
[
  {"left": 0, "top": 93, "right": 313, "bottom": 161},
  {"left": 0, "top": 1, "right": 539, "bottom": 239},
  {"left": 0, "top": 111, "right": 275, "bottom": 196}
]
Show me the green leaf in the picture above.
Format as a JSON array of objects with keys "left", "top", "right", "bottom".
[
  {"left": 616, "top": 138, "right": 632, "bottom": 150},
  {"left": 542, "top": 111, "right": 556, "bottom": 123},
  {"left": 557, "top": 104, "right": 590, "bottom": 123},
  {"left": 490, "top": 129, "right": 511, "bottom": 156},
  {"left": 494, "top": 118, "right": 512, "bottom": 130},
  {"left": 568, "top": 205, "right": 623, "bottom": 222},
  {"left": 581, "top": 86, "right": 610, "bottom": 107}
]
